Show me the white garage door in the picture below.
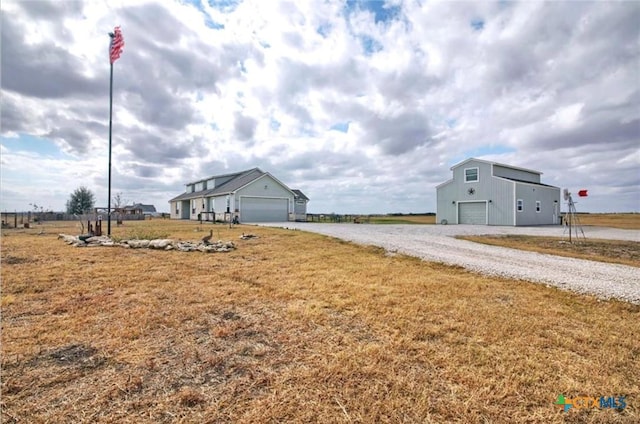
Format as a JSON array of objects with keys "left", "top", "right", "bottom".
[
  {"left": 240, "top": 197, "right": 288, "bottom": 222},
  {"left": 459, "top": 202, "right": 486, "bottom": 224}
]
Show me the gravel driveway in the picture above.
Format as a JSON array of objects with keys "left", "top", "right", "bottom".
[{"left": 259, "top": 223, "right": 640, "bottom": 304}]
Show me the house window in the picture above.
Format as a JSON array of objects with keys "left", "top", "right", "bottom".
[
  {"left": 465, "top": 167, "right": 479, "bottom": 183},
  {"left": 517, "top": 199, "right": 523, "bottom": 212},
  {"left": 536, "top": 201, "right": 541, "bottom": 213},
  {"left": 175, "top": 205, "right": 179, "bottom": 214}
]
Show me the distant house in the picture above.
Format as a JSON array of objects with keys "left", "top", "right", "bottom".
[
  {"left": 436, "top": 158, "right": 561, "bottom": 226},
  {"left": 168, "top": 168, "right": 309, "bottom": 222},
  {"left": 123, "top": 203, "right": 157, "bottom": 217}
]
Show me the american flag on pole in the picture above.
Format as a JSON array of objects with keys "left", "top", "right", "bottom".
[{"left": 109, "top": 26, "right": 124, "bottom": 64}]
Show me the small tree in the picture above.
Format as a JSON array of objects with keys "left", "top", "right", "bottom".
[
  {"left": 66, "top": 186, "right": 96, "bottom": 215},
  {"left": 112, "top": 192, "right": 127, "bottom": 210},
  {"left": 112, "top": 192, "right": 127, "bottom": 225},
  {"left": 29, "top": 203, "right": 47, "bottom": 223}
]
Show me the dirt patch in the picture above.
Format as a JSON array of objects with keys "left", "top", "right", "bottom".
[
  {"left": 5, "top": 343, "right": 108, "bottom": 371},
  {"left": 2, "top": 255, "right": 31, "bottom": 265},
  {"left": 47, "top": 344, "right": 101, "bottom": 366},
  {"left": 222, "top": 311, "right": 241, "bottom": 320}
]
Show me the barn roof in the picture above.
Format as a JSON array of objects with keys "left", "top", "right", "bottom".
[{"left": 451, "top": 158, "right": 542, "bottom": 175}]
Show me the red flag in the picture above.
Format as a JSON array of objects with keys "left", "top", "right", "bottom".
[
  {"left": 109, "top": 26, "right": 124, "bottom": 64},
  {"left": 578, "top": 190, "right": 588, "bottom": 197}
]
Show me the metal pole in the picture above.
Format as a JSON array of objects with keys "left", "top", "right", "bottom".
[
  {"left": 107, "top": 62, "right": 113, "bottom": 235},
  {"left": 568, "top": 197, "right": 572, "bottom": 243}
]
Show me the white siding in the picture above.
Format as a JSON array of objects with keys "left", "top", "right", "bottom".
[
  {"left": 436, "top": 180, "right": 456, "bottom": 224},
  {"left": 514, "top": 183, "right": 561, "bottom": 225},
  {"left": 293, "top": 199, "right": 307, "bottom": 221}
]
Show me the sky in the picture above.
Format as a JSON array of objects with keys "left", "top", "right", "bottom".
[{"left": 1, "top": 0, "right": 639, "bottom": 214}]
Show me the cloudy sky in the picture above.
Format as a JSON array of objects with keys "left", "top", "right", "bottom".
[{"left": 1, "top": 0, "right": 638, "bottom": 214}]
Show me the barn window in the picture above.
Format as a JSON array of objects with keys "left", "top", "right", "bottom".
[
  {"left": 465, "top": 167, "right": 479, "bottom": 182},
  {"left": 536, "top": 201, "right": 541, "bottom": 213},
  {"left": 517, "top": 199, "right": 523, "bottom": 212}
]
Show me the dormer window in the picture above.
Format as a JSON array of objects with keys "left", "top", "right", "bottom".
[{"left": 465, "top": 167, "right": 479, "bottom": 183}]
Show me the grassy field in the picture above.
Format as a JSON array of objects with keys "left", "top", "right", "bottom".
[
  {"left": 321, "top": 213, "right": 638, "bottom": 228},
  {"left": 1, "top": 220, "right": 639, "bottom": 423},
  {"left": 458, "top": 235, "right": 640, "bottom": 268},
  {"left": 367, "top": 215, "right": 436, "bottom": 225},
  {"left": 575, "top": 213, "right": 640, "bottom": 230}
]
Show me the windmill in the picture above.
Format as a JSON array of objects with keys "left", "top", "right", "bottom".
[{"left": 562, "top": 188, "right": 586, "bottom": 242}]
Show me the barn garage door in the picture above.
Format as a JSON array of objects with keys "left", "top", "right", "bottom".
[
  {"left": 240, "top": 197, "right": 288, "bottom": 222},
  {"left": 459, "top": 202, "right": 486, "bottom": 225}
]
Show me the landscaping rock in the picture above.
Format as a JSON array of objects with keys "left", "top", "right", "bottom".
[
  {"left": 86, "top": 236, "right": 112, "bottom": 244},
  {"left": 127, "top": 239, "right": 150, "bottom": 249},
  {"left": 57, "top": 234, "right": 236, "bottom": 253},
  {"left": 149, "top": 239, "right": 173, "bottom": 249}
]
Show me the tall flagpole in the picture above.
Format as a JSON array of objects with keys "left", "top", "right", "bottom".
[
  {"left": 108, "top": 59, "right": 114, "bottom": 235},
  {"left": 107, "top": 27, "right": 124, "bottom": 236}
]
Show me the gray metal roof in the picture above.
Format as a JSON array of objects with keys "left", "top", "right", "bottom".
[
  {"left": 451, "top": 157, "right": 542, "bottom": 175},
  {"left": 496, "top": 176, "right": 559, "bottom": 188},
  {"left": 291, "top": 189, "right": 309, "bottom": 201},
  {"left": 169, "top": 168, "right": 266, "bottom": 202},
  {"left": 184, "top": 167, "right": 259, "bottom": 186}
]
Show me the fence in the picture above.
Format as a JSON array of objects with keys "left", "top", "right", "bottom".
[
  {"left": 1, "top": 212, "right": 145, "bottom": 229},
  {"left": 305, "top": 214, "right": 370, "bottom": 223}
]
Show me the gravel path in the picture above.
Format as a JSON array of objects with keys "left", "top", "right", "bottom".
[{"left": 259, "top": 223, "right": 640, "bottom": 304}]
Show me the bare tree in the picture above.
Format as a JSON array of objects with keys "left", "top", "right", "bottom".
[
  {"left": 112, "top": 192, "right": 127, "bottom": 225},
  {"left": 112, "top": 192, "right": 127, "bottom": 209},
  {"left": 29, "top": 203, "right": 49, "bottom": 223}
]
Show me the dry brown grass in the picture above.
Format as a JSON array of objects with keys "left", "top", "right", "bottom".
[
  {"left": 575, "top": 213, "right": 640, "bottom": 230},
  {"left": 369, "top": 215, "right": 436, "bottom": 224},
  {"left": 2, "top": 220, "right": 639, "bottom": 423},
  {"left": 367, "top": 213, "right": 639, "bottom": 228},
  {"left": 459, "top": 235, "right": 640, "bottom": 268}
]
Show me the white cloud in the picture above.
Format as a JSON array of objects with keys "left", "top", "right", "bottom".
[
  {"left": 1, "top": 0, "right": 639, "bottom": 214},
  {"left": 548, "top": 103, "right": 584, "bottom": 130}
]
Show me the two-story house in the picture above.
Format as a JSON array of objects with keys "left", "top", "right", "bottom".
[{"left": 169, "top": 168, "right": 309, "bottom": 222}]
